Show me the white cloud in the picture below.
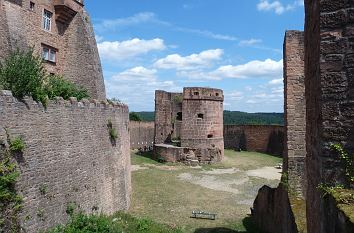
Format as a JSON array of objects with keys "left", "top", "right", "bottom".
[
  {"left": 106, "top": 67, "right": 180, "bottom": 110},
  {"left": 95, "top": 12, "right": 169, "bottom": 31},
  {"left": 96, "top": 12, "right": 237, "bottom": 41},
  {"left": 212, "top": 59, "right": 283, "bottom": 79},
  {"left": 176, "top": 28, "right": 238, "bottom": 41},
  {"left": 239, "top": 39, "right": 262, "bottom": 47},
  {"left": 98, "top": 38, "right": 166, "bottom": 61},
  {"left": 268, "top": 78, "right": 283, "bottom": 85},
  {"left": 95, "top": 35, "right": 103, "bottom": 42},
  {"left": 257, "top": 0, "right": 303, "bottom": 15},
  {"left": 226, "top": 91, "right": 244, "bottom": 101},
  {"left": 154, "top": 49, "right": 223, "bottom": 70}
]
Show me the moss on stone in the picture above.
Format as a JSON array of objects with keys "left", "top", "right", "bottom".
[
  {"left": 289, "top": 197, "right": 307, "bottom": 233},
  {"left": 331, "top": 188, "right": 354, "bottom": 224}
]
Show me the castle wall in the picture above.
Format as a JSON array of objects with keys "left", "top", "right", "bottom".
[
  {"left": 0, "top": 90, "right": 131, "bottom": 232},
  {"left": 130, "top": 121, "right": 154, "bottom": 150},
  {"left": 305, "top": 1, "right": 354, "bottom": 232},
  {"left": 284, "top": 30, "right": 307, "bottom": 197},
  {"left": 224, "top": 125, "right": 284, "bottom": 156},
  {"left": 154, "top": 90, "right": 182, "bottom": 144},
  {"left": 0, "top": 0, "right": 106, "bottom": 100},
  {"left": 181, "top": 87, "right": 224, "bottom": 159}
]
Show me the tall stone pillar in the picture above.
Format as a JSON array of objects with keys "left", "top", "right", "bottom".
[{"left": 284, "top": 30, "right": 307, "bottom": 198}]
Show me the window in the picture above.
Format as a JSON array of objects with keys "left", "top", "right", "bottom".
[
  {"left": 197, "top": 113, "right": 204, "bottom": 119},
  {"left": 42, "top": 10, "right": 52, "bottom": 31},
  {"left": 215, "top": 93, "right": 219, "bottom": 97},
  {"left": 42, "top": 46, "right": 57, "bottom": 63},
  {"left": 176, "top": 112, "right": 182, "bottom": 121},
  {"left": 207, "top": 134, "right": 213, "bottom": 138},
  {"left": 30, "top": 1, "right": 35, "bottom": 11},
  {"left": 194, "top": 92, "right": 199, "bottom": 96}
]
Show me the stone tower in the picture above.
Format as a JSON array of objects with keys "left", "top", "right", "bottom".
[
  {"left": 181, "top": 87, "right": 224, "bottom": 158},
  {"left": 0, "top": 0, "right": 106, "bottom": 100}
]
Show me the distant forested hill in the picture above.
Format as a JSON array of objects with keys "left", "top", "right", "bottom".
[{"left": 133, "top": 111, "right": 284, "bottom": 125}]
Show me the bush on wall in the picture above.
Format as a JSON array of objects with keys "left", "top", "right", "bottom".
[
  {"left": 0, "top": 49, "right": 47, "bottom": 104},
  {"left": 0, "top": 49, "right": 90, "bottom": 105}
]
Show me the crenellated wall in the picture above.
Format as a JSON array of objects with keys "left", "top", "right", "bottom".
[
  {"left": 0, "top": 90, "right": 131, "bottom": 233},
  {"left": 130, "top": 121, "right": 154, "bottom": 150},
  {"left": 224, "top": 125, "right": 284, "bottom": 156}
]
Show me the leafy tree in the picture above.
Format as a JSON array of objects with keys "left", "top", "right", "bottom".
[
  {"left": 129, "top": 112, "right": 142, "bottom": 121},
  {"left": 0, "top": 49, "right": 47, "bottom": 104}
]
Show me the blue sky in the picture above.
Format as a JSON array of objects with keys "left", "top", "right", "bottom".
[{"left": 85, "top": 0, "right": 304, "bottom": 112}]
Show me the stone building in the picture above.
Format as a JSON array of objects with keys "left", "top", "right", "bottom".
[
  {"left": 0, "top": 0, "right": 106, "bottom": 100},
  {"left": 154, "top": 87, "right": 224, "bottom": 165}
]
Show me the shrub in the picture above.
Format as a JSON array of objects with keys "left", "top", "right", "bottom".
[
  {"left": 9, "top": 137, "right": 26, "bottom": 153},
  {"left": 129, "top": 112, "right": 142, "bottom": 122},
  {"left": 44, "top": 75, "right": 90, "bottom": 101},
  {"left": 0, "top": 49, "right": 90, "bottom": 105},
  {"left": 0, "top": 49, "right": 47, "bottom": 104}
]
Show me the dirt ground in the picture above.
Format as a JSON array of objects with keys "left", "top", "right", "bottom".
[{"left": 129, "top": 150, "right": 282, "bottom": 233}]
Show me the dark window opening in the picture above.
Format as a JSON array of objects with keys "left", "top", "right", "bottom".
[
  {"left": 197, "top": 113, "right": 204, "bottom": 119},
  {"left": 30, "top": 1, "right": 35, "bottom": 11},
  {"left": 161, "top": 133, "right": 163, "bottom": 136},
  {"left": 208, "top": 134, "right": 213, "bottom": 138},
  {"left": 176, "top": 112, "right": 182, "bottom": 121},
  {"left": 215, "top": 93, "right": 219, "bottom": 96},
  {"left": 194, "top": 91, "right": 199, "bottom": 96}
]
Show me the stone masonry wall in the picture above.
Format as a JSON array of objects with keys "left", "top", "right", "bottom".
[
  {"left": 154, "top": 90, "right": 182, "bottom": 144},
  {"left": 224, "top": 125, "right": 284, "bottom": 156},
  {"left": 0, "top": 0, "right": 106, "bottom": 100},
  {"left": 284, "top": 30, "right": 307, "bottom": 198},
  {"left": 305, "top": 1, "right": 354, "bottom": 232},
  {"left": 181, "top": 87, "right": 224, "bottom": 159},
  {"left": 0, "top": 90, "right": 131, "bottom": 232},
  {"left": 130, "top": 121, "right": 154, "bottom": 150}
]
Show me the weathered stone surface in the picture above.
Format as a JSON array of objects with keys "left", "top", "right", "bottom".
[
  {"left": 154, "top": 87, "right": 224, "bottom": 164},
  {"left": 252, "top": 185, "right": 299, "bottom": 233},
  {"left": 0, "top": 0, "right": 106, "bottom": 100},
  {"left": 305, "top": 1, "right": 354, "bottom": 232},
  {"left": 223, "top": 125, "right": 284, "bottom": 156},
  {"left": 0, "top": 91, "right": 131, "bottom": 232},
  {"left": 284, "top": 30, "right": 307, "bottom": 198},
  {"left": 130, "top": 121, "right": 154, "bottom": 150}
]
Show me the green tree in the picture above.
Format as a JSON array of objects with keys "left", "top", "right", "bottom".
[
  {"left": 0, "top": 49, "right": 47, "bottom": 104},
  {"left": 129, "top": 112, "right": 142, "bottom": 121}
]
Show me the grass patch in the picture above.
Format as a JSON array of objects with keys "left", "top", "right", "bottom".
[
  {"left": 131, "top": 151, "right": 161, "bottom": 165},
  {"left": 46, "top": 212, "right": 182, "bottom": 233}
]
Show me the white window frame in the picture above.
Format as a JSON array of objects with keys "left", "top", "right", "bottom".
[
  {"left": 42, "top": 46, "right": 57, "bottom": 63},
  {"left": 42, "top": 9, "right": 52, "bottom": 31}
]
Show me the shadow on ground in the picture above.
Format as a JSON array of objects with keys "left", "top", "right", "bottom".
[{"left": 194, "top": 217, "right": 263, "bottom": 233}]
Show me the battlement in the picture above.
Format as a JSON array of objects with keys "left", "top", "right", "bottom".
[
  {"left": 0, "top": 90, "right": 128, "bottom": 112},
  {"left": 183, "top": 87, "right": 224, "bottom": 101}
]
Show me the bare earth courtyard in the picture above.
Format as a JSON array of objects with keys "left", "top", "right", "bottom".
[{"left": 129, "top": 150, "right": 282, "bottom": 233}]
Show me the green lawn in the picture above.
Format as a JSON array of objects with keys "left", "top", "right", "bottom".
[{"left": 129, "top": 150, "right": 282, "bottom": 233}]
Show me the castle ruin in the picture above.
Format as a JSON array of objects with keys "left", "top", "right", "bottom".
[
  {"left": 0, "top": 0, "right": 106, "bottom": 100},
  {"left": 0, "top": 1, "right": 131, "bottom": 232},
  {"left": 154, "top": 87, "right": 224, "bottom": 165}
]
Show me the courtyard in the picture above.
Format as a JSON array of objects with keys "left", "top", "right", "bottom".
[{"left": 129, "top": 150, "right": 282, "bottom": 233}]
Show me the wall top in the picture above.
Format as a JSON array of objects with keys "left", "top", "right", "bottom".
[{"left": 183, "top": 87, "right": 224, "bottom": 101}]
